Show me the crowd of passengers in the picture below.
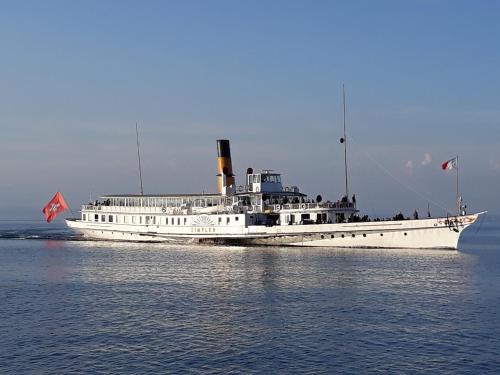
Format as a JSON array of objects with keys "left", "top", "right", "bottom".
[{"left": 262, "top": 194, "right": 357, "bottom": 208}]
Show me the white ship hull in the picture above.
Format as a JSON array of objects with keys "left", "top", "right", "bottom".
[{"left": 66, "top": 213, "right": 481, "bottom": 249}]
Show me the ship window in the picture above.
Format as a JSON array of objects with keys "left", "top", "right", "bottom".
[
  {"left": 171, "top": 218, "right": 174, "bottom": 225},
  {"left": 352, "top": 234, "right": 355, "bottom": 238},
  {"left": 132, "top": 216, "right": 136, "bottom": 224},
  {"left": 177, "top": 218, "right": 180, "bottom": 225},
  {"left": 101, "top": 215, "right": 105, "bottom": 222},
  {"left": 218, "top": 217, "right": 222, "bottom": 224},
  {"left": 331, "top": 234, "right": 334, "bottom": 238},
  {"left": 184, "top": 218, "right": 187, "bottom": 225},
  {"left": 321, "top": 235, "right": 324, "bottom": 239},
  {"left": 226, "top": 217, "right": 230, "bottom": 224},
  {"left": 380, "top": 233, "right": 383, "bottom": 236},
  {"left": 82, "top": 214, "right": 86, "bottom": 221},
  {"left": 363, "top": 234, "right": 366, "bottom": 237},
  {"left": 341, "top": 234, "right": 345, "bottom": 238},
  {"left": 109, "top": 215, "right": 113, "bottom": 223},
  {"left": 404, "top": 233, "right": 407, "bottom": 236},
  {"left": 235, "top": 216, "right": 239, "bottom": 221},
  {"left": 139, "top": 216, "right": 142, "bottom": 224}
]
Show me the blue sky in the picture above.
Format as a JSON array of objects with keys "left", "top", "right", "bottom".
[{"left": 0, "top": 0, "right": 499, "bottom": 219}]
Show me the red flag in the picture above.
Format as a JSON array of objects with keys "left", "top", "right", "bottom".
[{"left": 42, "top": 192, "right": 69, "bottom": 223}]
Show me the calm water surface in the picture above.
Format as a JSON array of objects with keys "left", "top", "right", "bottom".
[{"left": 1, "top": 216, "right": 500, "bottom": 374}]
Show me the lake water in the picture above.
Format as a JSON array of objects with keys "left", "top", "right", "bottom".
[{"left": 1, "top": 215, "right": 499, "bottom": 374}]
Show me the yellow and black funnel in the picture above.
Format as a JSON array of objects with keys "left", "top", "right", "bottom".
[{"left": 217, "top": 139, "right": 235, "bottom": 193}]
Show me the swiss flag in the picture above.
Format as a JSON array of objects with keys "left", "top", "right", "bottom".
[{"left": 42, "top": 192, "right": 69, "bottom": 223}]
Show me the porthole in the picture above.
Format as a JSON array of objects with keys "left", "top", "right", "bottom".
[
  {"left": 352, "top": 234, "right": 355, "bottom": 238},
  {"left": 363, "top": 234, "right": 366, "bottom": 237},
  {"left": 321, "top": 235, "right": 324, "bottom": 239},
  {"left": 404, "top": 233, "right": 407, "bottom": 236},
  {"left": 331, "top": 234, "right": 334, "bottom": 239},
  {"left": 380, "top": 233, "right": 384, "bottom": 237},
  {"left": 341, "top": 234, "right": 345, "bottom": 238}
]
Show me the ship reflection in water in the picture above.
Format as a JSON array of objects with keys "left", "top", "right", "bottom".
[{"left": 1, "top": 218, "right": 499, "bottom": 373}]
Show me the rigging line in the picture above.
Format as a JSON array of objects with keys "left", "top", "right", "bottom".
[{"left": 347, "top": 135, "right": 451, "bottom": 215}]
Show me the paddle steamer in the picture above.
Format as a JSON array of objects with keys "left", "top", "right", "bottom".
[{"left": 66, "top": 140, "right": 482, "bottom": 248}]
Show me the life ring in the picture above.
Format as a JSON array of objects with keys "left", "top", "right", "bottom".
[
  {"left": 275, "top": 204, "right": 281, "bottom": 212},
  {"left": 161, "top": 207, "right": 166, "bottom": 213},
  {"left": 300, "top": 203, "right": 307, "bottom": 210}
]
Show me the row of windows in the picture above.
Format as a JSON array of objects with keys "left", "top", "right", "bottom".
[
  {"left": 319, "top": 232, "right": 409, "bottom": 239},
  {"left": 82, "top": 213, "right": 240, "bottom": 226}
]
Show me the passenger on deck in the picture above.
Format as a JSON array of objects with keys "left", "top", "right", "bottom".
[
  {"left": 413, "top": 210, "right": 419, "bottom": 220},
  {"left": 394, "top": 211, "right": 405, "bottom": 221}
]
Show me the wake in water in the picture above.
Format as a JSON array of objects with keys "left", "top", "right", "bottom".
[{"left": 0, "top": 222, "right": 82, "bottom": 241}]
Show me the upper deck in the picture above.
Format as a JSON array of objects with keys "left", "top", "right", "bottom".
[{"left": 81, "top": 168, "right": 356, "bottom": 220}]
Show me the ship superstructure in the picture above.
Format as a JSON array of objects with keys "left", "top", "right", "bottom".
[{"left": 66, "top": 140, "right": 482, "bottom": 248}]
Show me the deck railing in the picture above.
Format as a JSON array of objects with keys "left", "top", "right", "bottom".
[
  {"left": 82, "top": 201, "right": 355, "bottom": 215},
  {"left": 265, "top": 202, "right": 355, "bottom": 212},
  {"left": 81, "top": 204, "right": 255, "bottom": 215},
  {"left": 82, "top": 205, "right": 166, "bottom": 213}
]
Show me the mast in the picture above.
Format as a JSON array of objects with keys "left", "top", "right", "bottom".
[
  {"left": 136, "top": 122, "right": 144, "bottom": 195},
  {"left": 456, "top": 155, "right": 459, "bottom": 216},
  {"left": 342, "top": 84, "right": 349, "bottom": 200}
]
